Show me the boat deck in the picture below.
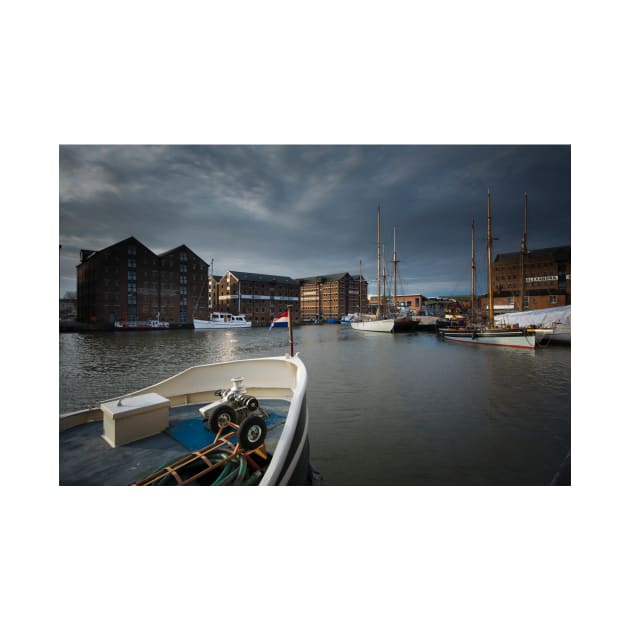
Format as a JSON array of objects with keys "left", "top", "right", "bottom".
[{"left": 59, "top": 399, "right": 290, "bottom": 485}]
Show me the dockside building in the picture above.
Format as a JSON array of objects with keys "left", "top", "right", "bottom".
[
  {"left": 298, "top": 272, "right": 368, "bottom": 322},
  {"left": 217, "top": 271, "right": 300, "bottom": 327},
  {"left": 481, "top": 245, "right": 571, "bottom": 314},
  {"left": 76, "top": 236, "right": 209, "bottom": 326}
]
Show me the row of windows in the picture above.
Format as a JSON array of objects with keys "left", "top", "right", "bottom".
[
  {"left": 222, "top": 301, "right": 295, "bottom": 312},
  {"left": 221, "top": 284, "right": 299, "bottom": 295},
  {"left": 122, "top": 274, "right": 206, "bottom": 285}
]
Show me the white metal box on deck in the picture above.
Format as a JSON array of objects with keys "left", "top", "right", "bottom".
[{"left": 100, "top": 393, "right": 170, "bottom": 447}]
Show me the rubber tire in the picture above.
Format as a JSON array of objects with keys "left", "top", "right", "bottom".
[
  {"left": 238, "top": 415, "right": 267, "bottom": 450},
  {"left": 245, "top": 396, "right": 259, "bottom": 412},
  {"left": 209, "top": 405, "right": 236, "bottom": 434}
]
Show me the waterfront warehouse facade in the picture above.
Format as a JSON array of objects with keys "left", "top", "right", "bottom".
[
  {"left": 157, "top": 245, "right": 210, "bottom": 324},
  {"left": 481, "top": 245, "right": 571, "bottom": 315},
  {"left": 298, "top": 273, "right": 368, "bottom": 322},
  {"left": 217, "top": 271, "right": 299, "bottom": 327},
  {"left": 76, "top": 236, "right": 209, "bottom": 326}
]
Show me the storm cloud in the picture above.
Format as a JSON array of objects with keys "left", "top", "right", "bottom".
[{"left": 59, "top": 145, "right": 570, "bottom": 297}]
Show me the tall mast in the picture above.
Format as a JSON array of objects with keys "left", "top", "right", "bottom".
[
  {"left": 210, "top": 258, "right": 214, "bottom": 310},
  {"left": 487, "top": 189, "right": 494, "bottom": 326},
  {"left": 359, "top": 259, "right": 363, "bottom": 314},
  {"left": 519, "top": 193, "right": 528, "bottom": 311},
  {"left": 381, "top": 243, "right": 387, "bottom": 318},
  {"left": 392, "top": 225, "right": 399, "bottom": 317},
  {"left": 471, "top": 218, "right": 476, "bottom": 324},
  {"left": 376, "top": 205, "right": 382, "bottom": 319}
]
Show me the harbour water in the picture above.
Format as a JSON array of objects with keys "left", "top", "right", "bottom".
[{"left": 59, "top": 325, "right": 571, "bottom": 485}]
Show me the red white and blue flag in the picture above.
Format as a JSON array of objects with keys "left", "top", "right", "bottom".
[{"left": 269, "top": 312, "right": 289, "bottom": 329}]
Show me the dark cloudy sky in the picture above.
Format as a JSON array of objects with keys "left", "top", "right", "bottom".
[{"left": 59, "top": 145, "right": 570, "bottom": 297}]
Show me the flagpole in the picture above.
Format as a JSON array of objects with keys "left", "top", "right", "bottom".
[{"left": 288, "top": 305, "right": 294, "bottom": 357}]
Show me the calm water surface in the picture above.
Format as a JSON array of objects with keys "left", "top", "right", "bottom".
[{"left": 59, "top": 325, "right": 571, "bottom": 485}]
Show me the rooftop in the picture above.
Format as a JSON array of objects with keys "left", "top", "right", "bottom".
[
  {"left": 297, "top": 272, "right": 357, "bottom": 284},
  {"left": 228, "top": 271, "right": 298, "bottom": 285},
  {"left": 495, "top": 245, "right": 571, "bottom": 265}
]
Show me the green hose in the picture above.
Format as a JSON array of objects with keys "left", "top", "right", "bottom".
[
  {"left": 142, "top": 439, "right": 270, "bottom": 486},
  {"left": 212, "top": 459, "right": 236, "bottom": 485},
  {"left": 213, "top": 462, "right": 240, "bottom": 486},
  {"left": 234, "top": 455, "right": 248, "bottom": 484}
]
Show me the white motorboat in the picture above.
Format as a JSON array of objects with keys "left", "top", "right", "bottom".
[
  {"left": 59, "top": 354, "right": 315, "bottom": 485},
  {"left": 193, "top": 312, "right": 252, "bottom": 329}
]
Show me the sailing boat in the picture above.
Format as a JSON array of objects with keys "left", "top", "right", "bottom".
[
  {"left": 351, "top": 205, "right": 397, "bottom": 333},
  {"left": 494, "top": 193, "right": 571, "bottom": 345},
  {"left": 390, "top": 225, "right": 416, "bottom": 332},
  {"left": 438, "top": 191, "right": 536, "bottom": 349}
]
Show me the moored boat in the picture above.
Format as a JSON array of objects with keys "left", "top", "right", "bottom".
[
  {"left": 439, "top": 327, "right": 536, "bottom": 349},
  {"left": 351, "top": 317, "right": 395, "bottom": 333},
  {"left": 351, "top": 206, "right": 407, "bottom": 334},
  {"left": 495, "top": 305, "right": 571, "bottom": 346},
  {"left": 413, "top": 315, "right": 440, "bottom": 331},
  {"left": 390, "top": 225, "right": 417, "bottom": 333},
  {"left": 392, "top": 316, "right": 417, "bottom": 332},
  {"left": 532, "top": 322, "right": 571, "bottom": 345},
  {"left": 59, "top": 354, "right": 315, "bottom": 485},
  {"left": 439, "top": 191, "right": 535, "bottom": 350},
  {"left": 193, "top": 312, "right": 252, "bottom": 329},
  {"left": 114, "top": 316, "right": 169, "bottom": 330}
]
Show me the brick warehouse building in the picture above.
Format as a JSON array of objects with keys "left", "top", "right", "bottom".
[
  {"left": 216, "top": 271, "right": 299, "bottom": 327},
  {"left": 298, "top": 273, "right": 367, "bottom": 322},
  {"left": 77, "top": 236, "right": 209, "bottom": 326},
  {"left": 480, "top": 245, "right": 571, "bottom": 315},
  {"left": 207, "top": 274, "right": 222, "bottom": 313}
]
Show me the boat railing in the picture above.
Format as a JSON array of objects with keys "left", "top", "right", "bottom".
[
  {"left": 60, "top": 356, "right": 302, "bottom": 431},
  {"left": 101, "top": 356, "right": 299, "bottom": 407}
]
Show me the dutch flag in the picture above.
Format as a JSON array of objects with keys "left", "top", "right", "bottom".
[{"left": 269, "top": 311, "right": 289, "bottom": 329}]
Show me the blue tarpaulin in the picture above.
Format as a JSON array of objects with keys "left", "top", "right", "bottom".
[{"left": 168, "top": 412, "right": 285, "bottom": 452}]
